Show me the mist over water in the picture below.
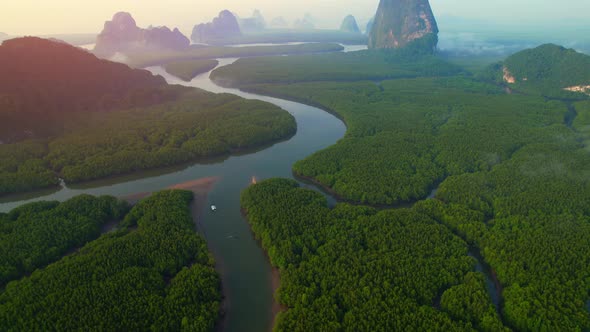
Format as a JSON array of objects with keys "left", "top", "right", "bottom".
[{"left": 437, "top": 15, "right": 590, "bottom": 56}]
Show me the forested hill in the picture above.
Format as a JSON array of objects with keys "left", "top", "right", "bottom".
[
  {"left": 0, "top": 37, "right": 297, "bottom": 196},
  {"left": 0, "top": 37, "right": 172, "bottom": 142},
  {"left": 481, "top": 44, "right": 590, "bottom": 98}
]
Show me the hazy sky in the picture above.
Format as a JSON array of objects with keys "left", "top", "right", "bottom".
[{"left": 2, "top": 0, "right": 589, "bottom": 35}]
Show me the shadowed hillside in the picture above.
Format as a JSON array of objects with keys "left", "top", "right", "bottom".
[{"left": 0, "top": 37, "right": 175, "bottom": 142}]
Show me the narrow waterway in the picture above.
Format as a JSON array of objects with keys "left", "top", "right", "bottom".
[
  {"left": 0, "top": 58, "right": 346, "bottom": 332},
  {"left": 469, "top": 250, "right": 501, "bottom": 310}
]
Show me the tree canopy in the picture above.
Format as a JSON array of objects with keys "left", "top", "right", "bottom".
[
  {"left": 241, "top": 178, "right": 507, "bottom": 331},
  {"left": 0, "top": 190, "right": 221, "bottom": 331}
]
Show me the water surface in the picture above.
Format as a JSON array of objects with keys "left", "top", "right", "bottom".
[{"left": 0, "top": 58, "right": 346, "bottom": 332}]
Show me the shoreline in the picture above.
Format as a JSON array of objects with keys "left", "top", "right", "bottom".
[
  {"left": 214, "top": 81, "right": 447, "bottom": 210},
  {"left": 126, "top": 176, "right": 226, "bottom": 328},
  {"left": 270, "top": 266, "right": 286, "bottom": 332},
  {"left": 241, "top": 207, "right": 287, "bottom": 332},
  {"left": 167, "top": 177, "right": 230, "bottom": 332},
  {"left": 163, "top": 59, "right": 220, "bottom": 82},
  {"left": 294, "top": 172, "right": 434, "bottom": 210},
  {"left": 0, "top": 127, "right": 296, "bottom": 203},
  {"left": 0, "top": 50, "right": 347, "bottom": 331}
]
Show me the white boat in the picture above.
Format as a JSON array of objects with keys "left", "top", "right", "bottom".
[{"left": 211, "top": 205, "right": 217, "bottom": 212}]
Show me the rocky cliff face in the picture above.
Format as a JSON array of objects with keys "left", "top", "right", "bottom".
[
  {"left": 94, "top": 12, "right": 189, "bottom": 58},
  {"left": 365, "top": 18, "right": 375, "bottom": 35},
  {"left": 191, "top": 10, "right": 242, "bottom": 44},
  {"left": 340, "top": 15, "right": 361, "bottom": 33},
  {"left": 368, "top": 0, "right": 438, "bottom": 51}
]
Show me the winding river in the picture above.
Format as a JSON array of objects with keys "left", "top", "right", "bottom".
[
  {"left": 0, "top": 45, "right": 511, "bottom": 331},
  {"left": 0, "top": 57, "right": 346, "bottom": 332}
]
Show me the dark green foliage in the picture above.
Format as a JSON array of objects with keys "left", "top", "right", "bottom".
[
  {"left": 441, "top": 272, "right": 507, "bottom": 332},
  {"left": 0, "top": 195, "right": 128, "bottom": 285},
  {"left": 222, "top": 50, "right": 590, "bottom": 330},
  {"left": 480, "top": 44, "right": 590, "bottom": 99},
  {"left": 487, "top": 214, "right": 590, "bottom": 331},
  {"left": 3, "top": 35, "right": 588, "bottom": 331},
  {"left": 574, "top": 101, "right": 590, "bottom": 142},
  {"left": 421, "top": 137, "right": 590, "bottom": 330},
  {"left": 445, "top": 55, "right": 505, "bottom": 75},
  {"left": 0, "top": 87, "right": 295, "bottom": 193},
  {"left": 0, "top": 190, "right": 221, "bottom": 331},
  {"left": 505, "top": 44, "right": 590, "bottom": 88},
  {"left": 47, "top": 89, "right": 295, "bottom": 183},
  {"left": 211, "top": 50, "right": 464, "bottom": 86},
  {"left": 242, "top": 78, "right": 565, "bottom": 205},
  {"left": 164, "top": 59, "right": 219, "bottom": 81},
  {"left": 0, "top": 141, "right": 58, "bottom": 194},
  {"left": 437, "top": 142, "right": 590, "bottom": 217},
  {"left": 241, "top": 178, "right": 505, "bottom": 331},
  {"left": 476, "top": 62, "right": 504, "bottom": 85}
]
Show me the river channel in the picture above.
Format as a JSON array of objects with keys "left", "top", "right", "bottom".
[
  {"left": 0, "top": 47, "right": 509, "bottom": 331},
  {"left": 0, "top": 57, "right": 346, "bottom": 332}
]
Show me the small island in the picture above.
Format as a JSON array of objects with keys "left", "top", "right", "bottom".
[{"left": 164, "top": 59, "right": 220, "bottom": 81}]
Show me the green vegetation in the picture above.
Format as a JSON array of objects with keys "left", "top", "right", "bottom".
[
  {"left": 243, "top": 142, "right": 590, "bottom": 331},
  {"left": 0, "top": 141, "right": 59, "bottom": 194},
  {"left": 164, "top": 59, "right": 219, "bottom": 81},
  {"left": 441, "top": 54, "right": 506, "bottom": 74},
  {"left": 125, "top": 42, "right": 345, "bottom": 68},
  {"left": 0, "top": 37, "right": 297, "bottom": 196},
  {"left": 3, "top": 36, "right": 589, "bottom": 331},
  {"left": 0, "top": 37, "right": 172, "bottom": 143},
  {"left": 241, "top": 178, "right": 505, "bottom": 331},
  {"left": 0, "top": 190, "right": 221, "bottom": 331},
  {"left": 440, "top": 272, "right": 507, "bottom": 331},
  {"left": 0, "top": 87, "right": 295, "bottom": 194},
  {"left": 211, "top": 50, "right": 464, "bottom": 85},
  {"left": 0, "top": 195, "right": 128, "bottom": 285},
  {"left": 479, "top": 44, "right": 590, "bottom": 99},
  {"left": 421, "top": 142, "right": 590, "bottom": 330},
  {"left": 238, "top": 78, "right": 565, "bottom": 205},
  {"left": 224, "top": 49, "right": 590, "bottom": 330},
  {"left": 574, "top": 100, "right": 590, "bottom": 142}
]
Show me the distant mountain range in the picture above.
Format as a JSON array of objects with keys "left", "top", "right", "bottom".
[
  {"left": 94, "top": 12, "right": 189, "bottom": 58},
  {"left": 191, "top": 10, "right": 242, "bottom": 44}
]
